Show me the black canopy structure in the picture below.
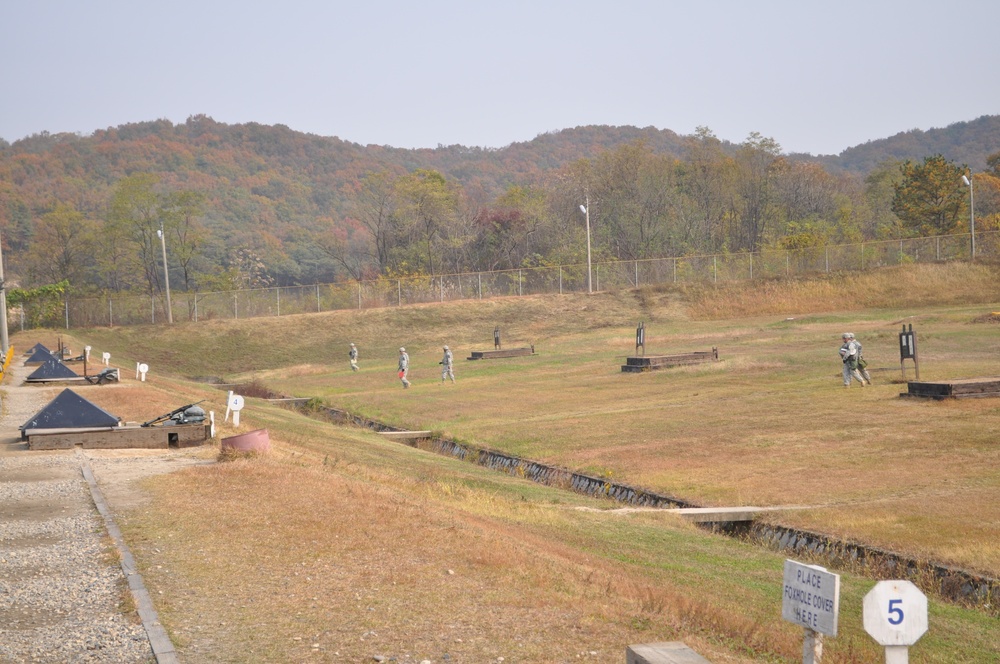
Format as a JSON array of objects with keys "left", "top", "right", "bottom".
[
  {"left": 24, "top": 347, "right": 59, "bottom": 365},
  {"left": 26, "top": 358, "right": 81, "bottom": 382},
  {"left": 20, "top": 388, "right": 121, "bottom": 433},
  {"left": 25, "top": 342, "right": 51, "bottom": 355}
]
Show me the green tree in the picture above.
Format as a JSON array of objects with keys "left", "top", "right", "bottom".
[
  {"left": 23, "top": 203, "right": 97, "bottom": 288},
  {"left": 733, "top": 132, "right": 782, "bottom": 252},
  {"left": 891, "top": 155, "right": 967, "bottom": 236},
  {"left": 392, "top": 169, "right": 458, "bottom": 275}
]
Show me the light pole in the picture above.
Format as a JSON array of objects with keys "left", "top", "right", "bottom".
[
  {"left": 157, "top": 225, "right": 173, "bottom": 323},
  {"left": 961, "top": 174, "right": 975, "bottom": 260},
  {"left": 578, "top": 196, "right": 592, "bottom": 294}
]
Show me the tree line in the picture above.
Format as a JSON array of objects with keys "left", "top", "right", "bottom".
[{"left": 2, "top": 119, "right": 999, "bottom": 303}]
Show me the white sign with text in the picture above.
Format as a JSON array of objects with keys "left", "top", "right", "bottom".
[{"left": 782, "top": 559, "right": 841, "bottom": 636}]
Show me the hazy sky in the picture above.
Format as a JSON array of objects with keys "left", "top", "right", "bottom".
[{"left": 3, "top": 1, "right": 998, "bottom": 156}]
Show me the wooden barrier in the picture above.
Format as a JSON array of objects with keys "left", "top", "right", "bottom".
[
  {"left": 467, "top": 346, "right": 535, "bottom": 360},
  {"left": 627, "top": 642, "right": 711, "bottom": 663},
  {"left": 901, "top": 376, "right": 1000, "bottom": 399},
  {"left": 622, "top": 348, "right": 718, "bottom": 373}
]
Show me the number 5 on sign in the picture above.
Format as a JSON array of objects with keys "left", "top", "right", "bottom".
[{"left": 863, "top": 580, "right": 928, "bottom": 664}]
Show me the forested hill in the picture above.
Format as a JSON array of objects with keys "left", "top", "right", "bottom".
[
  {"left": 1, "top": 114, "right": 997, "bottom": 292},
  {"left": 814, "top": 115, "right": 1000, "bottom": 174}
]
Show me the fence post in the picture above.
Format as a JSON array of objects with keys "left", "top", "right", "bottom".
[
  {"left": 478, "top": 272, "right": 482, "bottom": 299},
  {"left": 826, "top": 247, "right": 829, "bottom": 273},
  {"left": 786, "top": 252, "right": 790, "bottom": 276},
  {"left": 595, "top": 265, "right": 599, "bottom": 292},
  {"left": 674, "top": 257, "right": 677, "bottom": 283},
  {"left": 397, "top": 279, "right": 401, "bottom": 306},
  {"left": 194, "top": 296, "right": 198, "bottom": 323},
  {"left": 109, "top": 298, "right": 113, "bottom": 328},
  {"left": 234, "top": 293, "right": 238, "bottom": 319},
  {"left": 151, "top": 296, "right": 155, "bottom": 324},
  {"left": 559, "top": 266, "right": 562, "bottom": 294},
  {"left": 276, "top": 287, "right": 280, "bottom": 316},
  {"left": 635, "top": 260, "right": 639, "bottom": 288},
  {"left": 519, "top": 269, "right": 523, "bottom": 296},
  {"left": 359, "top": 281, "right": 363, "bottom": 309},
  {"left": 714, "top": 256, "right": 717, "bottom": 284},
  {"left": 440, "top": 276, "right": 444, "bottom": 302},
  {"left": 936, "top": 237, "right": 940, "bottom": 261},
  {"left": 65, "top": 299, "right": 69, "bottom": 329},
  {"left": 899, "top": 240, "right": 903, "bottom": 265},
  {"left": 749, "top": 252, "right": 753, "bottom": 280},
  {"left": 861, "top": 242, "right": 865, "bottom": 270}
]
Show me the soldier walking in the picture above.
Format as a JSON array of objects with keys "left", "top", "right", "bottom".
[
  {"left": 839, "top": 333, "right": 868, "bottom": 387},
  {"left": 398, "top": 347, "right": 411, "bottom": 388},
  {"left": 851, "top": 333, "right": 872, "bottom": 384},
  {"left": 440, "top": 345, "right": 455, "bottom": 383}
]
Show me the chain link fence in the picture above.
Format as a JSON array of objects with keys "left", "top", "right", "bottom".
[{"left": 18, "top": 231, "right": 994, "bottom": 331}]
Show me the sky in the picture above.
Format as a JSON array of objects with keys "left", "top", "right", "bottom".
[{"left": 2, "top": 1, "right": 999, "bottom": 156}]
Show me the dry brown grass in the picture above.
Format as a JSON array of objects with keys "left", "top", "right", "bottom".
[
  {"left": 28, "top": 262, "right": 1000, "bottom": 662},
  {"left": 124, "top": 451, "right": 822, "bottom": 663}
]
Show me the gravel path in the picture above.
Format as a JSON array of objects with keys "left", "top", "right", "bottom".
[{"left": 0, "top": 359, "right": 155, "bottom": 663}]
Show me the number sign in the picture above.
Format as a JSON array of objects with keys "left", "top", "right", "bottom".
[{"left": 863, "top": 580, "right": 928, "bottom": 646}]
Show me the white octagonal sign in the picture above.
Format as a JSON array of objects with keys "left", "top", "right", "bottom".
[{"left": 863, "top": 580, "right": 928, "bottom": 646}]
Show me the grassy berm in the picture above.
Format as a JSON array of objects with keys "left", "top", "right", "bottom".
[{"left": 41, "top": 262, "right": 1000, "bottom": 663}]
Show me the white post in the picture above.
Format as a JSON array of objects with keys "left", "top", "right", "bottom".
[
  {"left": 276, "top": 287, "right": 280, "bottom": 315},
  {"left": 885, "top": 646, "right": 909, "bottom": 664},
  {"left": 316, "top": 283, "right": 320, "bottom": 312},
  {"left": 635, "top": 260, "right": 639, "bottom": 288},
  {"left": 802, "top": 628, "right": 823, "bottom": 664},
  {"left": 397, "top": 279, "right": 401, "bottom": 306},
  {"left": 478, "top": 272, "right": 482, "bottom": 299},
  {"left": 713, "top": 256, "right": 717, "bottom": 283},
  {"left": 359, "top": 281, "right": 363, "bottom": 309},
  {"left": 559, "top": 266, "right": 562, "bottom": 294}
]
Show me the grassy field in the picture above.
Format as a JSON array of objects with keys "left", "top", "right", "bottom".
[{"left": 30, "top": 261, "right": 1000, "bottom": 662}]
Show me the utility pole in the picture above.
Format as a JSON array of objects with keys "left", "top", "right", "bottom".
[
  {"left": 0, "top": 230, "right": 8, "bottom": 354},
  {"left": 157, "top": 225, "right": 173, "bottom": 323}
]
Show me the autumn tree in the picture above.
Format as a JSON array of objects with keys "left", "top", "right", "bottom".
[
  {"left": 733, "top": 132, "right": 782, "bottom": 252},
  {"left": 392, "top": 169, "right": 459, "bottom": 275},
  {"left": 23, "top": 203, "right": 97, "bottom": 289},
  {"left": 892, "top": 155, "right": 967, "bottom": 236}
]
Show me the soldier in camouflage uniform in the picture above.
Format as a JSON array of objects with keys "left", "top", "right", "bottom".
[
  {"left": 398, "top": 347, "right": 411, "bottom": 388},
  {"left": 839, "top": 333, "right": 867, "bottom": 387},
  {"left": 440, "top": 345, "right": 455, "bottom": 383},
  {"left": 849, "top": 333, "right": 871, "bottom": 384}
]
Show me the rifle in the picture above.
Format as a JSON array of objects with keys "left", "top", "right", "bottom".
[{"left": 142, "top": 400, "right": 207, "bottom": 427}]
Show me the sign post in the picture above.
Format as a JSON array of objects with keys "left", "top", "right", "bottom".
[
  {"left": 493, "top": 326, "right": 501, "bottom": 350},
  {"left": 863, "top": 581, "right": 928, "bottom": 664},
  {"left": 782, "top": 560, "right": 840, "bottom": 663},
  {"left": 899, "top": 324, "right": 919, "bottom": 380},
  {"left": 635, "top": 322, "right": 645, "bottom": 356}
]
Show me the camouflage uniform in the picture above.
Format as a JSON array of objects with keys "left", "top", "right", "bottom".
[
  {"left": 398, "top": 348, "right": 411, "bottom": 388},
  {"left": 852, "top": 334, "right": 872, "bottom": 384},
  {"left": 441, "top": 345, "right": 455, "bottom": 383},
  {"left": 839, "top": 333, "right": 867, "bottom": 387},
  {"left": 349, "top": 343, "right": 359, "bottom": 372}
]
